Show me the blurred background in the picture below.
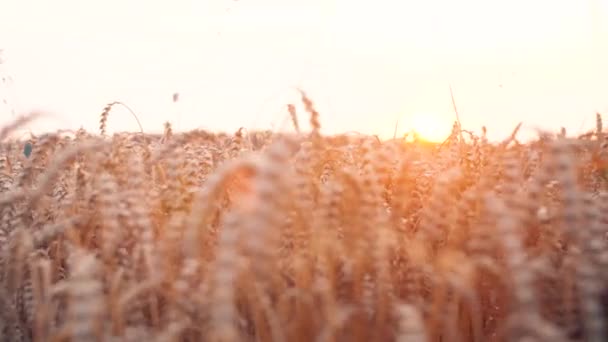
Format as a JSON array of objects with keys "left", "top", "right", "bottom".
[{"left": 0, "top": 0, "right": 607, "bottom": 141}]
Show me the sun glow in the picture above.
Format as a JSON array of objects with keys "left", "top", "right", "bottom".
[{"left": 403, "top": 112, "right": 453, "bottom": 143}]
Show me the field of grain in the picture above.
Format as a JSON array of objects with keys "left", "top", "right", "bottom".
[{"left": 0, "top": 95, "right": 607, "bottom": 342}]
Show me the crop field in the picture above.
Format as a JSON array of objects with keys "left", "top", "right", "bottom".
[{"left": 0, "top": 95, "right": 607, "bottom": 342}]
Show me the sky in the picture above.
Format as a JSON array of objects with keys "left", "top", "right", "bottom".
[{"left": 0, "top": 0, "right": 607, "bottom": 141}]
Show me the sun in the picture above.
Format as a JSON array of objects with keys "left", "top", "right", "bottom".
[{"left": 403, "top": 112, "right": 452, "bottom": 143}]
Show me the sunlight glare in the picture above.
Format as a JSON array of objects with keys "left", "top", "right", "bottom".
[{"left": 404, "top": 112, "right": 452, "bottom": 143}]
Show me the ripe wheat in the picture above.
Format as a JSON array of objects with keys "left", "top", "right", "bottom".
[{"left": 0, "top": 99, "right": 606, "bottom": 342}]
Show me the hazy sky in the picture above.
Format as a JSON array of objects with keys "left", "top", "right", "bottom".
[{"left": 1, "top": 0, "right": 607, "bottom": 141}]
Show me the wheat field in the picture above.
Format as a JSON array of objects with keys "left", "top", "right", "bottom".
[{"left": 0, "top": 93, "right": 607, "bottom": 342}]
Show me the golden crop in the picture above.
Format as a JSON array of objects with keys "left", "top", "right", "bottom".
[{"left": 0, "top": 95, "right": 606, "bottom": 342}]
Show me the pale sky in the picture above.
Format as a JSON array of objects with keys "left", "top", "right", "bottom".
[{"left": 1, "top": 0, "right": 607, "bottom": 141}]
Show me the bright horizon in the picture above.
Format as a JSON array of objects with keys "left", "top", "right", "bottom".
[{"left": 1, "top": 0, "right": 607, "bottom": 142}]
